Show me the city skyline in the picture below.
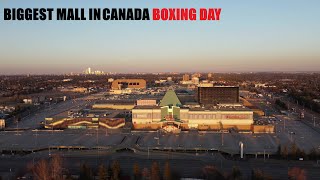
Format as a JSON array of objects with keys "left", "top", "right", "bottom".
[
  {"left": 1, "top": 0, "right": 320, "bottom": 74},
  {"left": 1, "top": 64, "right": 320, "bottom": 75}
]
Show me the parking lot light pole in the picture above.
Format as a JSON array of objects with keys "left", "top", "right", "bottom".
[{"left": 157, "top": 130, "right": 160, "bottom": 145}]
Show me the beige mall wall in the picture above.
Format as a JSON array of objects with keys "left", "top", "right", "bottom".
[
  {"left": 252, "top": 125, "right": 275, "bottom": 133},
  {"left": 133, "top": 123, "right": 162, "bottom": 130},
  {"left": 92, "top": 104, "right": 135, "bottom": 110},
  {"left": 198, "top": 124, "right": 252, "bottom": 131}
]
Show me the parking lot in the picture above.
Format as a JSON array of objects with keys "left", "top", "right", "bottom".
[{"left": 1, "top": 93, "right": 320, "bottom": 157}]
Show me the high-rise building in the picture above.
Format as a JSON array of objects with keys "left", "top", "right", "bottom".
[
  {"left": 198, "top": 86, "right": 240, "bottom": 105},
  {"left": 84, "top": 67, "right": 92, "bottom": 75},
  {"left": 84, "top": 67, "right": 104, "bottom": 75}
]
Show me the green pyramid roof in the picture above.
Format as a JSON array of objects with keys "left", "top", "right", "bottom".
[{"left": 160, "top": 90, "right": 182, "bottom": 106}]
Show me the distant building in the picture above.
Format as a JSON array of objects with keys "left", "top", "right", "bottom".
[
  {"left": 60, "top": 87, "right": 88, "bottom": 93},
  {"left": 198, "top": 83, "right": 213, "bottom": 87},
  {"left": 108, "top": 78, "right": 114, "bottom": 83},
  {"left": 83, "top": 67, "right": 105, "bottom": 75},
  {"left": 182, "top": 74, "right": 190, "bottom": 81},
  {"left": 191, "top": 77, "right": 199, "bottom": 84},
  {"left": 0, "top": 119, "right": 5, "bottom": 129},
  {"left": 111, "top": 79, "right": 146, "bottom": 90},
  {"left": 198, "top": 86, "right": 240, "bottom": 105},
  {"left": 23, "top": 98, "right": 33, "bottom": 104},
  {"left": 93, "top": 70, "right": 105, "bottom": 75},
  {"left": 84, "top": 67, "right": 92, "bottom": 75},
  {"left": 192, "top": 73, "right": 201, "bottom": 78},
  {"left": 62, "top": 79, "right": 72, "bottom": 82}
]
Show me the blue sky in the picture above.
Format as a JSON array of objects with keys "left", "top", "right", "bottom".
[{"left": 0, "top": 0, "right": 319, "bottom": 74}]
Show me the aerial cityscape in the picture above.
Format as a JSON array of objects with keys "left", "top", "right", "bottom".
[{"left": 0, "top": 71, "right": 319, "bottom": 179}]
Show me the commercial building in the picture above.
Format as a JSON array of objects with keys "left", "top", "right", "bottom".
[
  {"left": 111, "top": 79, "right": 146, "bottom": 90},
  {"left": 132, "top": 89, "right": 254, "bottom": 132},
  {"left": 198, "top": 86, "right": 240, "bottom": 105},
  {"left": 45, "top": 109, "right": 125, "bottom": 129}
]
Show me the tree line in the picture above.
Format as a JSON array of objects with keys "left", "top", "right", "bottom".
[
  {"left": 6, "top": 154, "right": 310, "bottom": 180},
  {"left": 277, "top": 143, "right": 320, "bottom": 160}
]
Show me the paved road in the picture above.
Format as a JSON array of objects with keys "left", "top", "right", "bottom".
[
  {"left": 248, "top": 97, "right": 320, "bottom": 152},
  {"left": 7, "top": 91, "right": 109, "bottom": 129}
]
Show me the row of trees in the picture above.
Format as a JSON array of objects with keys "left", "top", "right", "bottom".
[
  {"left": 289, "top": 89, "right": 320, "bottom": 113},
  {"left": 28, "top": 156, "right": 175, "bottom": 180},
  {"left": 25, "top": 155, "right": 310, "bottom": 180},
  {"left": 277, "top": 143, "right": 320, "bottom": 160},
  {"left": 29, "top": 154, "right": 64, "bottom": 180},
  {"left": 275, "top": 99, "right": 288, "bottom": 110}
]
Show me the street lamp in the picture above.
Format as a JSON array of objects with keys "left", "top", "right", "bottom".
[
  {"left": 157, "top": 130, "right": 160, "bottom": 145},
  {"left": 219, "top": 121, "right": 224, "bottom": 146}
]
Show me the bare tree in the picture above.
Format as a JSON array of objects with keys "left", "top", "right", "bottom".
[
  {"left": 227, "top": 166, "right": 242, "bottom": 180},
  {"left": 50, "top": 154, "right": 63, "bottom": 180},
  {"left": 111, "top": 160, "right": 121, "bottom": 180},
  {"left": 163, "top": 161, "right": 171, "bottom": 180},
  {"left": 251, "top": 169, "right": 272, "bottom": 180},
  {"left": 32, "top": 159, "right": 50, "bottom": 180},
  {"left": 202, "top": 165, "right": 225, "bottom": 180},
  {"left": 79, "top": 163, "right": 93, "bottom": 180},
  {"left": 98, "top": 164, "right": 108, "bottom": 180},
  {"left": 133, "top": 163, "right": 141, "bottom": 180},
  {"left": 288, "top": 167, "right": 307, "bottom": 180},
  {"left": 151, "top": 162, "right": 160, "bottom": 180},
  {"left": 141, "top": 167, "right": 150, "bottom": 180}
]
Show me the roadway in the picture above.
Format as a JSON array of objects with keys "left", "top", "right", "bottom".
[{"left": 8, "top": 91, "right": 115, "bottom": 130}]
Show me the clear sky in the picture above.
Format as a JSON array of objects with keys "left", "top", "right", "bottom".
[{"left": 0, "top": 0, "right": 320, "bottom": 74}]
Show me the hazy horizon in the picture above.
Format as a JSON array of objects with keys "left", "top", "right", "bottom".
[
  {"left": 1, "top": 65, "right": 320, "bottom": 76},
  {"left": 1, "top": 0, "right": 320, "bottom": 74}
]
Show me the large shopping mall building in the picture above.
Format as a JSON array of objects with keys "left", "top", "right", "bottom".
[{"left": 132, "top": 88, "right": 258, "bottom": 132}]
